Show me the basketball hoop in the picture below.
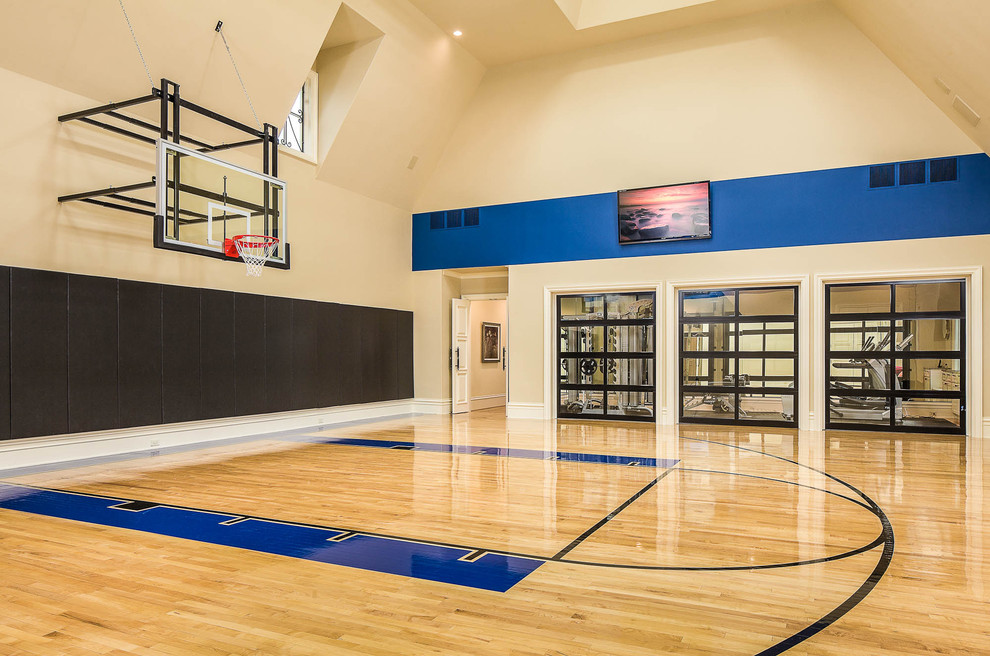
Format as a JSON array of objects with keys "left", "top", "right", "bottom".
[{"left": 229, "top": 234, "right": 279, "bottom": 277}]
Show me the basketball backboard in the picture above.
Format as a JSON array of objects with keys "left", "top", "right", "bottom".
[{"left": 154, "top": 140, "right": 289, "bottom": 268}]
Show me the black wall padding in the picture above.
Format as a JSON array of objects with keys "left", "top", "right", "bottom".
[
  {"left": 397, "top": 311, "right": 414, "bottom": 400},
  {"left": 201, "top": 289, "right": 236, "bottom": 420},
  {"left": 379, "top": 308, "right": 399, "bottom": 402},
  {"left": 10, "top": 269, "right": 69, "bottom": 438},
  {"left": 163, "top": 285, "right": 203, "bottom": 424},
  {"left": 233, "top": 293, "right": 267, "bottom": 416},
  {"left": 0, "top": 268, "right": 9, "bottom": 441},
  {"left": 358, "top": 306, "right": 383, "bottom": 402},
  {"left": 0, "top": 266, "right": 414, "bottom": 441},
  {"left": 68, "top": 275, "right": 119, "bottom": 433},
  {"left": 265, "top": 296, "right": 293, "bottom": 413},
  {"left": 118, "top": 281, "right": 163, "bottom": 428},
  {"left": 337, "top": 304, "right": 364, "bottom": 406},
  {"left": 317, "top": 303, "right": 342, "bottom": 408},
  {"left": 290, "top": 299, "right": 320, "bottom": 411}
]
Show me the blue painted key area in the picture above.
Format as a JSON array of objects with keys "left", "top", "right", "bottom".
[
  {"left": 315, "top": 436, "right": 680, "bottom": 468},
  {"left": 0, "top": 483, "right": 541, "bottom": 592}
]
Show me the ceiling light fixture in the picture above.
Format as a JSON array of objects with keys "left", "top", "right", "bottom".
[{"left": 452, "top": 30, "right": 463, "bottom": 37}]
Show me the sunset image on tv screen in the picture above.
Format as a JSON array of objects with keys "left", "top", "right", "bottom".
[{"left": 618, "top": 182, "right": 711, "bottom": 243}]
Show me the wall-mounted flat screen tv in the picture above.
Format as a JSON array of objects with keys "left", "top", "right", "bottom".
[{"left": 618, "top": 181, "right": 711, "bottom": 244}]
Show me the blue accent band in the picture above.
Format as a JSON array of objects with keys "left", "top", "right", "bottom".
[
  {"left": 315, "top": 436, "right": 680, "bottom": 468},
  {"left": 0, "top": 483, "right": 542, "bottom": 592},
  {"left": 412, "top": 153, "right": 990, "bottom": 270}
]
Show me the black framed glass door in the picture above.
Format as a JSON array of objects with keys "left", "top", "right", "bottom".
[
  {"left": 826, "top": 280, "right": 965, "bottom": 434},
  {"left": 679, "top": 286, "right": 798, "bottom": 427},
  {"left": 557, "top": 292, "right": 655, "bottom": 421}
]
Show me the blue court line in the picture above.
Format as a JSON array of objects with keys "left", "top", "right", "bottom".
[
  {"left": 314, "top": 437, "right": 680, "bottom": 468},
  {"left": 0, "top": 483, "right": 541, "bottom": 592}
]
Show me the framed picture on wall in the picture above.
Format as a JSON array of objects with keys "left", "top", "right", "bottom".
[
  {"left": 481, "top": 322, "right": 501, "bottom": 362},
  {"left": 617, "top": 180, "right": 712, "bottom": 244}
]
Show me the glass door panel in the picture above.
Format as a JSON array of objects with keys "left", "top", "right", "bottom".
[
  {"left": 826, "top": 280, "right": 965, "bottom": 434},
  {"left": 679, "top": 286, "right": 798, "bottom": 427},
  {"left": 558, "top": 292, "right": 655, "bottom": 422}
]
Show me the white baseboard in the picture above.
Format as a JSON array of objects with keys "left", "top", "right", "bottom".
[
  {"left": 0, "top": 399, "right": 416, "bottom": 473},
  {"left": 506, "top": 402, "right": 545, "bottom": 420},
  {"left": 413, "top": 398, "right": 451, "bottom": 414},
  {"left": 981, "top": 417, "right": 990, "bottom": 438},
  {"left": 470, "top": 394, "right": 506, "bottom": 411}
]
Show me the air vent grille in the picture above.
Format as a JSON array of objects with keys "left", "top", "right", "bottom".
[
  {"left": 930, "top": 157, "right": 958, "bottom": 183},
  {"left": 427, "top": 208, "right": 481, "bottom": 229},
  {"left": 899, "top": 161, "right": 926, "bottom": 185},
  {"left": 869, "top": 164, "right": 895, "bottom": 188}
]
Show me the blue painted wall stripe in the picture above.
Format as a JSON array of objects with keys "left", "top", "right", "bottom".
[
  {"left": 0, "top": 483, "right": 542, "bottom": 592},
  {"left": 412, "top": 153, "right": 990, "bottom": 270},
  {"left": 315, "top": 436, "right": 680, "bottom": 468}
]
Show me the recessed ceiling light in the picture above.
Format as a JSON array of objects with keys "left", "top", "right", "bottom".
[{"left": 452, "top": 30, "right": 463, "bottom": 37}]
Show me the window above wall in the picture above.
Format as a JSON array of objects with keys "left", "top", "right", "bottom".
[{"left": 279, "top": 70, "right": 318, "bottom": 164}]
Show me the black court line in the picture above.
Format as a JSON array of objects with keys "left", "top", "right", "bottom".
[
  {"left": 677, "top": 467, "right": 874, "bottom": 511},
  {"left": 679, "top": 435, "right": 895, "bottom": 655},
  {"left": 552, "top": 468, "right": 675, "bottom": 560}
]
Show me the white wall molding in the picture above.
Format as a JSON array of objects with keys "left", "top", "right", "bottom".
[
  {"left": 543, "top": 281, "right": 664, "bottom": 422},
  {"left": 412, "top": 398, "right": 451, "bottom": 414},
  {"left": 0, "top": 399, "right": 418, "bottom": 472},
  {"left": 461, "top": 292, "right": 508, "bottom": 301},
  {"left": 983, "top": 418, "right": 990, "bottom": 438},
  {"left": 507, "top": 402, "right": 545, "bottom": 420},
  {"left": 470, "top": 393, "right": 506, "bottom": 411}
]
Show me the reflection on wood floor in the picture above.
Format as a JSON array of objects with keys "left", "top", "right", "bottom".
[{"left": 1, "top": 408, "right": 986, "bottom": 654}]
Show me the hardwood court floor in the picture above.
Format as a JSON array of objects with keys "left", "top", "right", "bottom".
[{"left": 0, "top": 409, "right": 987, "bottom": 655}]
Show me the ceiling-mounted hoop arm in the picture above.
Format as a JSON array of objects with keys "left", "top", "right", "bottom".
[{"left": 57, "top": 77, "right": 279, "bottom": 215}]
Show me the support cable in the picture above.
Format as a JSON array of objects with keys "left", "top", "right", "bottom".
[
  {"left": 215, "top": 21, "right": 263, "bottom": 131},
  {"left": 117, "top": 0, "right": 155, "bottom": 90}
]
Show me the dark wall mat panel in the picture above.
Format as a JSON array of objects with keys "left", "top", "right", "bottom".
[
  {"left": 163, "top": 286, "right": 202, "bottom": 424},
  {"left": 397, "top": 310, "right": 414, "bottom": 399},
  {"left": 118, "top": 281, "right": 163, "bottom": 428},
  {"left": 317, "top": 303, "right": 342, "bottom": 408},
  {"left": 201, "top": 289, "right": 235, "bottom": 420},
  {"left": 0, "top": 268, "right": 9, "bottom": 440},
  {"left": 337, "top": 304, "right": 364, "bottom": 406},
  {"left": 357, "top": 306, "right": 383, "bottom": 402},
  {"left": 265, "top": 296, "right": 293, "bottom": 413},
  {"left": 1, "top": 266, "right": 413, "bottom": 440},
  {"left": 10, "top": 269, "right": 68, "bottom": 439},
  {"left": 379, "top": 309, "right": 399, "bottom": 402},
  {"left": 68, "top": 275, "right": 119, "bottom": 433},
  {"left": 291, "top": 299, "right": 320, "bottom": 411},
  {"left": 234, "top": 293, "right": 266, "bottom": 416}
]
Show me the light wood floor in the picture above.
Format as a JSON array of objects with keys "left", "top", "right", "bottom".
[{"left": 1, "top": 408, "right": 987, "bottom": 655}]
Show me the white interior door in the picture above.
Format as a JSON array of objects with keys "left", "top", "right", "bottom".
[{"left": 451, "top": 299, "right": 470, "bottom": 414}]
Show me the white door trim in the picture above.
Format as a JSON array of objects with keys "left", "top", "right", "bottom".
[{"left": 451, "top": 298, "right": 471, "bottom": 414}]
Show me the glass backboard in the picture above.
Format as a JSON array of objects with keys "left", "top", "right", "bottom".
[{"left": 155, "top": 140, "right": 288, "bottom": 267}]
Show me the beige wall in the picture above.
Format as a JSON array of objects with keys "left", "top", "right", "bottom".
[
  {"left": 469, "top": 300, "right": 507, "bottom": 410},
  {"left": 415, "top": 1, "right": 977, "bottom": 211},
  {"left": 0, "top": 66, "right": 413, "bottom": 310},
  {"left": 508, "top": 235, "right": 988, "bottom": 431}
]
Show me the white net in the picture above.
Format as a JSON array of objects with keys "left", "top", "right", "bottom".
[{"left": 233, "top": 235, "right": 279, "bottom": 277}]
